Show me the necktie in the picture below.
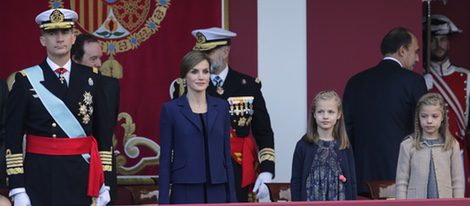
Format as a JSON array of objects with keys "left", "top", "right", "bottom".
[
  {"left": 214, "top": 76, "right": 224, "bottom": 95},
  {"left": 55, "top": 68, "right": 67, "bottom": 84}
]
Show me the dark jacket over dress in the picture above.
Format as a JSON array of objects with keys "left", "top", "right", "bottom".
[
  {"left": 5, "top": 60, "right": 114, "bottom": 205},
  {"left": 342, "top": 59, "right": 427, "bottom": 193},
  {"left": 171, "top": 67, "right": 275, "bottom": 201},
  {"left": 158, "top": 94, "right": 237, "bottom": 204},
  {"left": 290, "top": 137, "right": 357, "bottom": 201}
]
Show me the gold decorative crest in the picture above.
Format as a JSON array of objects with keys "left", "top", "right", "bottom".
[
  {"left": 196, "top": 32, "right": 206, "bottom": 43},
  {"left": 50, "top": 9, "right": 64, "bottom": 23}
]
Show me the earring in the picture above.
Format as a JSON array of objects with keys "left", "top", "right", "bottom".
[{"left": 183, "top": 79, "right": 187, "bottom": 87}]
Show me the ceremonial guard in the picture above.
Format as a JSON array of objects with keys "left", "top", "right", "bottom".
[
  {"left": 170, "top": 27, "right": 275, "bottom": 201},
  {"left": 5, "top": 8, "right": 113, "bottom": 205},
  {"left": 424, "top": 14, "right": 470, "bottom": 195}
]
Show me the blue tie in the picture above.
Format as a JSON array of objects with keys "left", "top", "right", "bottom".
[{"left": 214, "top": 76, "right": 223, "bottom": 87}]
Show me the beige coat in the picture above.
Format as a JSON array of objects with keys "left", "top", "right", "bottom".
[{"left": 395, "top": 137, "right": 464, "bottom": 199}]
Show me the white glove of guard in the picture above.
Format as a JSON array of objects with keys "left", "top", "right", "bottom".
[
  {"left": 252, "top": 172, "right": 273, "bottom": 199},
  {"left": 97, "top": 186, "right": 111, "bottom": 206},
  {"left": 13, "top": 191, "right": 31, "bottom": 206},
  {"left": 423, "top": 73, "right": 433, "bottom": 90}
]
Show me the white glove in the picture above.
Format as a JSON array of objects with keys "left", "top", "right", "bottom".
[
  {"left": 252, "top": 172, "right": 273, "bottom": 199},
  {"left": 97, "top": 186, "right": 111, "bottom": 206},
  {"left": 423, "top": 73, "right": 433, "bottom": 90},
  {"left": 13, "top": 192, "right": 31, "bottom": 206}
]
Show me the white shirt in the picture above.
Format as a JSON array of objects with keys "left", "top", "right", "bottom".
[
  {"left": 383, "top": 57, "right": 403, "bottom": 68},
  {"left": 46, "top": 57, "right": 72, "bottom": 86},
  {"left": 210, "top": 65, "right": 229, "bottom": 86}
]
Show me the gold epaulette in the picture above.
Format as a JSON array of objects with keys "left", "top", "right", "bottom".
[
  {"left": 6, "top": 149, "right": 24, "bottom": 175},
  {"left": 258, "top": 148, "right": 275, "bottom": 163},
  {"left": 92, "top": 67, "right": 99, "bottom": 74},
  {"left": 176, "top": 78, "right": 185, "bottom": 97},
  {"left": 19, "top": 70, "right": 27, "bottom": 77},
  {"left": 255, "top": 77, "right": 261, "bottom": 84},
  {"left": 99, "top": 147, "right": 113, "bottom": 172}
]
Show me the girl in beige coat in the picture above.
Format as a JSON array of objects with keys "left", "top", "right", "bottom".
[{"left": 396, "top": 93, "right": 464, "bottom": 199}]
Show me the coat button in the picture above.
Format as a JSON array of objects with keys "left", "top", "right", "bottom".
[
  {"left": 52, "top": 123, "right": 57, "bottom": 127},
  {"left": 52, "top": 134, "right": 57, "bottom": 138}
]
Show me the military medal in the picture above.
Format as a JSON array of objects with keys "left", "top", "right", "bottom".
[
  {"left": 217, "top": 86, "right": 224, "bottom": 95},
  {"left": 55, "top": 68, "right": 67, "bottom": 84}
]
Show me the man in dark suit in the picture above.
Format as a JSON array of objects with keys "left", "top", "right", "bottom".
[
  {"left": 171, "top": 27, "right": 275, "bottom": 202},
  {"left": 72, "top": 33, "right": 120, "bottom": 203},
  {"left": 5, "top": 8, "right": 113, "bottom": 205},
  {"left": 343, "top": 27, "right": 427, "bottom": 195}
]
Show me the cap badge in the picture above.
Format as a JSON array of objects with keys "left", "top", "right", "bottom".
[
  {"left": 196, "top": 32, "right": 207, "bottom": 43},
  {"left": 50, "top": 9, "right": 65, "bottom": 23}
]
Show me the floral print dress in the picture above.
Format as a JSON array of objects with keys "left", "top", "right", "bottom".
[{"left": 305, "top": 140, "right": 345, "bottom": 200}]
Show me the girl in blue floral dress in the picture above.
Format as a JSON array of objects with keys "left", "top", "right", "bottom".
[{"left": 291, "top": 91, "right": 356, "bottom": 201}]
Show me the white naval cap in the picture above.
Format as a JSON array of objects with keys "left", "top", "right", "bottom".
[
  {"left": 191, "top": 27, "right": 237, "bottom": 51},
  {"left": 35, "top": 8, "right": 78, "bottom": 30},
  {"left": 430, "top": 14, "right": 462, "bottom": 35}
]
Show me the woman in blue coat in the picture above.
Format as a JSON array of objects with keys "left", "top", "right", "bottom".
[{"left": 159, "top": 51, "right": 237, "bottom": 204}]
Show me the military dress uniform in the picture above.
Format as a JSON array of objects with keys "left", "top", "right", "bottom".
[
  {"left": 5, "top": 60, "right": 113, "bottom": 205},
  {"left": 5, "top": 9, "right": 113, "bottom": 206}
]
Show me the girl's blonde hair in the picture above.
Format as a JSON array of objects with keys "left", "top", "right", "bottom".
[
  {"left": 412, "top": 92, "right": 454, "bottom": 150},
  {"left": 304, "top": 91, "right": 350, "bottom": 149}
]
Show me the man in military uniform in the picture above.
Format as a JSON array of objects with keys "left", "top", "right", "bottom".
[
  {"left": 5, "top": 8, "right": 113, "bottom": 205},
  {"left": 71, "top": 33, "right": 120, "bottom": 204},
  {"left": 424, "top": 14, "right": 470, "bottom": 196},
  {"left": 171, "top": 27, "right": 275, "bottom": 202}
]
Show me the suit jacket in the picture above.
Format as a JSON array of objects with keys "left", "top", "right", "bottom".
[
  {"left": 5, "top": 60, "right": 113, "bottom": 205},
  {"left": 342, "top": 59, "right": 427, "bottom": 194},
  {"left": 171, "top": 67, "right": 275, "bottom": 174},
  {"left": 396, "top": 137, "right": 464, "bottom": 199},
  {"left": 290, "top": 136, "right": 357, "bottom": 201},
  {"left": 158, "top": 94, "right": 236, "bottom": 204}
]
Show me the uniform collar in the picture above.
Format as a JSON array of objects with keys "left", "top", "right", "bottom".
[
  {"left": 46, "top": 57, "right": 72, "bottom": 86},
  {"left": 431, "top": 59, "right": 454, "bottom": 76},
  {"left": 211, "top": 65, "right": 229, "bottom": 85},
  {"left": 46, "top": 57, "right": 72, "bottom": 73}
]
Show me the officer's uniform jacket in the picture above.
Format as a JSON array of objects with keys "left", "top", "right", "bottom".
[{"left": 5, "top": 60, "right": 113, "bottom": 205}]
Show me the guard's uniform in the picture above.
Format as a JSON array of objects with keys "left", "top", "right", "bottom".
[
  {"left": 425, "top": 60, "right": 470, "bottom": 193},
  {"left": 5, "top": 61, "right": 113, "bottom": 205}
]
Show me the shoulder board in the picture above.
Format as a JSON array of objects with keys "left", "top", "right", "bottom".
[
  {"left": 176, "top": 78, "right": 184, "bottom": 85},
  {"left": 255, "top": 77, "right": 261, "bottom": 84},
  {"left": 92, "top": 67, "right": 99, "bottom": 74},
  {"left": 19, "top": 70, "right": 27, "bottom": 77}
]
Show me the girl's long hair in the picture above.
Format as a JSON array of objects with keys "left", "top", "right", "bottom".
[
  {"left": 304, "top": 91, "right": 350, "bottom": 150},
  {"left": 411, "top": 92, "right": 454, "bottom": 150}
]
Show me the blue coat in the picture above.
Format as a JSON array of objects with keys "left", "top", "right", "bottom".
[
  {"left": 290, "top": 137, "right": 357, "bottom": 201},
  {"left": 158, "top": 94, "right": 237, "bottom": 204}
]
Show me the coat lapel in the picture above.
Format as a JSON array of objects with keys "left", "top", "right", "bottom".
[
  {"left": 64, "top": 62, "right": 86, "bottom": 106},
  {"left": 39, "top": 60, "right": 67, "bottom": 100},
  {"left": 178, "top": 95, "right": 202, "bottom": 132},
  {"left": 206, "top": 95, "right": 219, "bottom": 134}
]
